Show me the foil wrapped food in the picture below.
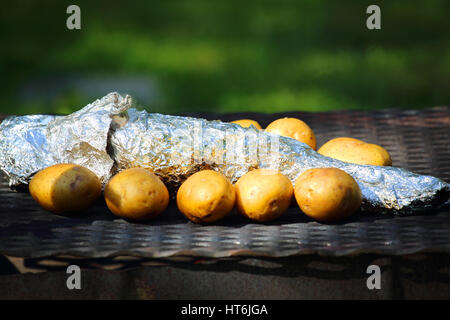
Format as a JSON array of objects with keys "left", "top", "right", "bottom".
[{"left": 0, "top": 92, "right": 449, "bottom": 214}]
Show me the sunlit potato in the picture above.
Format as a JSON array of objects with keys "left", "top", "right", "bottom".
[
  {"left": 176, "top": 170, "right": 236, "bottom": 223},
  {"left": 29, "top": 163, "right": 102, "bottom": 214},
  {"left": 318, "top": 137, "right": 392, "bottom": 166},
  {"left": 230, "top": 119, "right": 262, "bottom": 130},
  {"left": 265, "top": 117, "right": 317, "bottom": 150},
  {"left": 235, "top": 169, "right": 293, "bottom": 222},
  {"left": 104, "top": 167, "right": 169, "bottom": 221},
  {"left": 294, "top": 168, "right": 362, "bottom": 222}
]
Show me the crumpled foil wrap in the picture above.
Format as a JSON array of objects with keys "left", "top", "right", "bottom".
[
  {"left": 0, "top": 92, "right": 449, "bottom": 214},
  {"left": 0, "top": 92, "right": 130, "bottom": 185}
]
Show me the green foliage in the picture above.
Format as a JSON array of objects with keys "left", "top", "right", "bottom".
[{"left": 1, "top": 0, "right": 449, "bottom": 115}]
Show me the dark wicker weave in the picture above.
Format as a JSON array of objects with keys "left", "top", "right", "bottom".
[{"left": 0, "top": 107, "right": 449, "bottom": 257}]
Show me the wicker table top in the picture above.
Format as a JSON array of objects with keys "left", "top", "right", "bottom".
[{"left": 0, "top": 107, "right": 449, "bottom": 258}]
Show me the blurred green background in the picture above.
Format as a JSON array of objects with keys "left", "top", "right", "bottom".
[{"left": 1, "top": 0, "right": 449, "bottom": 115}]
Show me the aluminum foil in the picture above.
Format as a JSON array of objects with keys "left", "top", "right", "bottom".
[
  {"left": 0, "top": 92, "right": 130, "bottom": 185},
  {"left": 1, "top": 92, "right": 449, "bottom": 214}
]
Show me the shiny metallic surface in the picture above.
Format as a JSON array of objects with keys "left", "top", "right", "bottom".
[
  {"left": 0, "top": 92, "right": 130, "bottom": 185},
  {"left": 0, "top": 93, "right": 448, "bottom": 214},
  {"left": 110, "top": 101, "right": 449, "bottom": 214}
]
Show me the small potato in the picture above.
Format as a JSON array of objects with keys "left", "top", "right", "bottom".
[
  {"left": 294, "top": 168, "right": 362, "bottom": 222},
  {"left": 176, "top": 170, "right": 235, "bottom": 223},
  {"left": 29, "top": 164, "right": 102, "bottom": 214},
  {"left": 318, "top": 137, "right": 392, "bottom": 166},
  {"left": 104, "top": 168, "right": 169, "bottom": 221},
  {"left": 265, "top": 117, "right": 316, "bottom": 150},
  {"left": 231, "top": 119, "right": 262, "bottom": 130},
  {"left": 235, "top": 169, "right": 293, "bottom": 222}
]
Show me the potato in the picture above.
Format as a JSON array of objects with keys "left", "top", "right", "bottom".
[
  {"left": 230, "top": 119, "right": 262, "bottom": 130},
  {"left": 104, "top": 168, "right": 169, "bottom": 221},
  {"left": 318, "top": 137, "right": 392, "bottom": 166},
  {"left": 294, "top": 168, "right": 362, "bottom": 222},
  {"left": 176, "top": 170, "right": 235, "bottom": 223},
  {"left": 265, "top": 117, "right": 316, "bottom": 150},
  {"left": 29, "top": 163, "right": 102, "bottom": 214},
  {"left": 235, "top": 169, "right": 293, "bottom": 222}
]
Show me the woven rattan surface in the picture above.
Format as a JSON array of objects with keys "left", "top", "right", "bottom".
[{"left": 0, "top": 107, "right": 449, "bottom": 258}]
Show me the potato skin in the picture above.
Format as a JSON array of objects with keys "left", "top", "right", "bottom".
[
  {"left": 235, "top": 169, "right": 293, "bottom": 222},
  {"left": 265, "top": 117, "right": 316, "bottom": 150},
  {"left": 231, "top": 119, "right": 262, "bottom": 130},
  {"left": 29, "top": 164, "right": 102, "bottom": 214},
  {"left": 104, "top": 168, "right": 169, "bottom": 221},
  {"left": 176, "top": 170, "right": 235, "bottom": 223},
  {"left": 318, "top": 137, "right": 392, "bottom": 166},
  {"left": 294, "top": 168, "right": 362, "bottom": 222}
]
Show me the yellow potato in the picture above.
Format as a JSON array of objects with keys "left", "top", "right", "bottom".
[
  {"left": 265, "top": 117, "right": 316, "bottom": 150},
  {"left": 104, "top": 168, "right": 169, "bottom": 221},
  {"left": 318, "top": 137, "right": 392, "bottom": 166},
  {"left": 29, "top": 164, "right": 102, "bottom": 214},
  {"left": 235, "top": 169, "right": 293, "bottom": 222},
  {"left": 176, "top": 170, "right": 235, "bottom": 223},
  {"left": 294, "top": 168, "right": 362, "bottom": 222},
  {"left": 231, "top": 119, "right": 262, "bottom": 130}
]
